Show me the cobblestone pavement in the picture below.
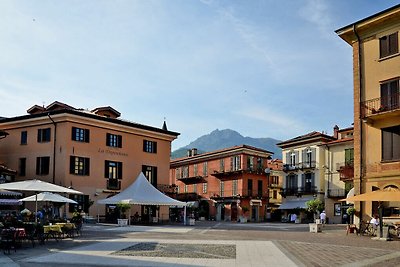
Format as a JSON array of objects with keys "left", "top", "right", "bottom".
[{"left": 2, "top": 221, "right": 400, "bottom": 266}]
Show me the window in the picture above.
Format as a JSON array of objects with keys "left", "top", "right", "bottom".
[
  {"left": 202, "top": 183, "right": 207, "bottom": 194},
  {"left": 72, "top": 127, "right": 90, "bottom": 142},
  {"left": 203, "top": 162, "right": 208, "bottom": 176},
  {"left": 70, "top": 156, "right": 90, "bottom": 175},
  {"left": 219, "top": 181, "right": 224, "bottom": 197},
  {"left": 258, "top": 180, "right": 263, "bottom": 197},
  {"left": 193, "top": 184, "right": 197, "bottom": 193},
  {"left": 19, "top": 158, "right": 26, "bottom": 176},
  {"left": 247, "top": 156, "right": 254, "bottom": 170},
  {"left": 271, "top": 176, "right": 279, "bottom": 185},
  {"left": 181, "top": 166, "right": 189, "bottom": 178},
  {"left": 290, "top": 152, "right": 296, "bottom": 166},
  {"left": 345, "top": 148, "right": 354, "bottom": 165},
  {"left": 21, "top": 131, "right": 27, "bottom": 145},
  {"left": 184, "top": 184, "right": 188, "bottom": 193},
  {"left": 256, "top": 157, "right": 263, "bottom": 170},
  {"left": 382, "top": 126, "right": 400, "bottom": 161},
  {"left": 302, "top": 173, "right": 315, "bottom": 193},
  {"left": 104, "top": 160, "right": 123, "bottom": 179},
  {"left": 272, "top": 190, "right": 278, "bottom": 199},
  {"left": 106, "top": 133, "right": 122, "bottom": 148},
  {"left": 193, "top": 164, "right": 198, "bottom": 176},
  {"left": 287, "top": 174, "right": 297, "bottom": 189},
  {"left": 143, "top": 140, "right": 157, "bottom": 153},
  {"left": 37, "top": 128, "right": 51, "bottom": 142},
  {"left": 175, "top": 168, "right": 181, "bottom": 179},
  {"left": 219, "top": 159, "right": 225, "bottom": 172},
  {"left": 231, "top": 155, "right": 241, "bottom": 171},
  {"left": 380, "top": 32, "right": 398, "bottom": 58},
  {"left": 142, "top": 165, "right": 157, "bottom": 186},
  {"left": 247, "top": 179, "right": 253, "bottom": 196},
  {"left": 380, "top": 79, "right": 399, "bottom": 110},
  {"left": 36, "top": 156, "right": 50, "bottom": 175},
  {"left": 232, "top": 179, "right": 238, "bottom": 196}
]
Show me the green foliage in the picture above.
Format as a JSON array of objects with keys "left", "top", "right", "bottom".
[
  {"left": 306, "top": 199, "right": 324, "bottom": 214},
  {"left": 346, "top": 207, "right": 356, "bottom": 215}
]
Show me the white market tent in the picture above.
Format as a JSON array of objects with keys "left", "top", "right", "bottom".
[{"left": 98, "top": 172, "right": 187, "bottom": 224}]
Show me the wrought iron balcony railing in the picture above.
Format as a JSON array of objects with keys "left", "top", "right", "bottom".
[
  {"left": 283, "top": 164, "right": 300, "bottom": 172},
  {"left": 300, "top": 161, "right": 316, "bottom": 170},
  {"left": 361, "top": 94, "right": 400, "bottom": 118},
  {"left": 107, "top": 179, "right": 121, "bottom": 190},
  {"left": 280, "top": 186, "right": 317, "bottom": 197}
]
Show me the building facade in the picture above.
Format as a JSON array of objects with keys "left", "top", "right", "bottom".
[
  {"left": 170, "top": 145, "right": 281, "bottom": 222},
  {"left": 0, "top": 101, "right": 179, "bottom": 221},
  {"left": 277, "top": 127, "right": 352, "bottom": 223},
  {"left": 323, "top": 126, "right": 354, "bottom": 224},
  {"left": 336, "top": 4, "right": 400, "bottom": 221}
]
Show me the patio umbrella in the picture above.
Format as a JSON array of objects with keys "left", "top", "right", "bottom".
[
  {"left": 340, "top": 187, "right": 400, "bottom": 202},
  {"left": 0, "top": 179, "right": 83, "bottom": 222},
  {"left": 340, "top": 187, "right": 400, "bottom": 238},
  {"left": 20, "top": 192, "right": 78, "bottom": 204}
]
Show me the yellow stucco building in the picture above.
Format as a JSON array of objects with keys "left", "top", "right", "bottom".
[{"left": 336, "top": 4, "right": 400, "bottom": 221}]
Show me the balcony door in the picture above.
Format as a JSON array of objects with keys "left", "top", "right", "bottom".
[{"left": 381, "top": 79, "right": 399, "bottom": 110}]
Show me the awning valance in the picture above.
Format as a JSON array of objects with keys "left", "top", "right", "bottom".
[{"left": 0, "top": 199, "right": 22, "bottom": 205}]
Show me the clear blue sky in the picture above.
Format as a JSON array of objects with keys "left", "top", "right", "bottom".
[{"left": 1, "top": 1, "right": 398, "bottom": 150}]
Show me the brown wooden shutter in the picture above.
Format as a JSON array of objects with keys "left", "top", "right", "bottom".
[
  {"left": 389, "top": 32, "right": 398, "bottom": 55},
  {"left": 84, "top": 158, "right": 90, "bottom": 176}
]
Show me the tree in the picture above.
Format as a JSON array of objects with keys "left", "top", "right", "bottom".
[
  {"left": 306, "top": 199, "right": 324, "bottom": 222},
  {"left": 116, "top": 202, "right": 131, "bottom": 219}
]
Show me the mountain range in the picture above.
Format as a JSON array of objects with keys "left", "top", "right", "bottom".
[{"left": 171, "top": 129, "right": 282, "bottom": 159}]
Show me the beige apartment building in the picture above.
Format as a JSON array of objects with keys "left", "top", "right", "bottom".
[
  {"left": 170, "top": 146, "right": 282, "bottom": 222},
  {"left": 0, "top": 101, "right": 179, "bottom": 221},
  {"left": 336, "top": 4, "right": 400, "bottom": 221},
  {"left": 277, "top": 126, "right": 352, "bottom": 223}
]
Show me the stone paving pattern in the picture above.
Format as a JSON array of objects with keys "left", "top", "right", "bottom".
[{"left": 2, "top": 221, "right": 400, "bottom": 266}]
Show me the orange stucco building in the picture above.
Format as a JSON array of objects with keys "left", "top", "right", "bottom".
[
  {"left": 170, "top": 146, "right": 283, "bottom": 222},
  {"left": 0, "top": 101, "right": 179, "bottom": 221}
]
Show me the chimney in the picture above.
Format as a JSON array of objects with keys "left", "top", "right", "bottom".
[
  {"left": 191, "top": 148, "right": 198, "bottom": 156},
  {"left": 187, "top": 149, "right": 192, "bottom": 157},
  {"left": 333, "top": 125, "right": 339, "bottom": 139}
]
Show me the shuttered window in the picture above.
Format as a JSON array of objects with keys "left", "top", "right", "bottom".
[
  {"left": 70, "top": 156, "right": 90, "bottom": 175},
  {"left": 382, "top": 126, "right": 400, "bottom": 161},
  {"left": 105, "top": 160, "right": 123, "bottom": 179},
  {"left": 72, "top": 127, "right": 90, "bottom": 143},
  {"left": 106, "top": 133, "right": 122, "bottom": 148},
  {"left": 380, "top": 32, "right": 398, "bottom": 58}
]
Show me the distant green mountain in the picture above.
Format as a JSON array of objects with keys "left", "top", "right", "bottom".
[{"left": 171, "top": 129, "right": 282, "bottom": 159}]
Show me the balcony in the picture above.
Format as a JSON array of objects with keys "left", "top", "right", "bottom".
[
  {"left": 300, "top": 161, "right": 316, "bottom": 170},
  {"left": 336, "top": 162, "right": 354, "bottom": 181},
  {"left": 280, "top": 186, "right": 317, "bottom": 197},
  {"left": 208, "top": 189, "right": 268, "bottom": 200},
  {"left": 107, "top": 179, "right": 121, "bottom": 190},
  {"left": 361, "top": 95, "right": 400, "bottom": 122},
  {"left": 327, "top": 189, "right": 346, "bottom": 198},
  {"left": 212, "top": 167, "right": 267, "bottom": 181},
  {"left": 269, "top": 183, "right": 281, "bottom": 189},
  {"left": 283, "top": 164, "right": 299, "bottom": 172},
  {"left": 177, "top": 175, "right": 207, "bottom": 185}
]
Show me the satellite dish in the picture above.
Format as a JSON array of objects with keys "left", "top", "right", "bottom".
[{"left": 264, "top": 168, "right": 271, "bottom": 174}]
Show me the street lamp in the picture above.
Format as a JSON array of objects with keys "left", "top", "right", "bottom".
[{"left": 264, "top": 167, "right": 271, "bottom": 221}]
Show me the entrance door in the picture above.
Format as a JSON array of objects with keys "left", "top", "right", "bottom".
[
  {"left": 231, "top": 202, "right": 238, "bottom": 221},
  {"left": 251, "top": 205, "right": 258, "bottom": 222}
]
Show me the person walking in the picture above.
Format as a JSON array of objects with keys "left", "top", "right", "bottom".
[{"left": 320, "top": 210, "right": 327, "bottom": 224}]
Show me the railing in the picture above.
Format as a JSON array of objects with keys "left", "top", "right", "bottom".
[
  {"left": 107, "top": 179, "right": 121, "bottom": 190},
  {"left": 300, "top": 161, "right": 316, "bottom": 169},
  {"left": 280, "top": 186, "right": 317, "bottom": 197},
  {"left": 361, "top": 94, "right": 400, "bottom": 117},
  {"left": 336, "top": 161, "right": 354, "bottom": 181},
  {"left": 208, "top": 189, "right": 268, "bottom": 199},
  {"left": 283, "top": 164, "right": 299, "bottom": 172},
  {"left": 327, "top": 189, "right": 346, "bottom": 198}
]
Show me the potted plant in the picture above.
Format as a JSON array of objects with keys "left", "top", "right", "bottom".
[
  {"left": 116, "top": 202, "right": 131, "bottom": 226},
  {"left": 306, "top": 199, "right": 324, "bottom": 222}
]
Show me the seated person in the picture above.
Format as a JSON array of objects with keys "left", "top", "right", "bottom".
[{"left": 370, "top": 214, "right": 379, "bottom": 229}]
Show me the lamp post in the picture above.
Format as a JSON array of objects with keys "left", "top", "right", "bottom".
[{"left": 264, "top": 167, "right": 271, "bottom": 221}]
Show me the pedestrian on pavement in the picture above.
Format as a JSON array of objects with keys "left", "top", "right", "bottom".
[{"left": 320, "top": 210, "right": 327, "bottom": 224}]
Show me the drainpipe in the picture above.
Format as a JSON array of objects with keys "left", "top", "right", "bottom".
[
  {"left": 353, "top": 24, "right": 363, "bottom": 222},
  {"left": 47, "top": 113, "right": 56, "bottom": 184}
]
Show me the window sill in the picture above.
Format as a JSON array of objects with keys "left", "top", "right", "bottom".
[
  {"left": 378, "top": 52, "right": 400, "bottom": 62},
  {"left": 380, "top": 159, "right": 400, "bottom": 164}
]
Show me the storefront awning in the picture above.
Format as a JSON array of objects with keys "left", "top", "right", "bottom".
[
  {"left": 250, "top": 199, "right": 262, "bottom": 206},
  {"left": 0, "top": 199, "right": 22, "bottom": 205},
  {"left": 278, "top": 198, "right": 312, "bottom": 210}
]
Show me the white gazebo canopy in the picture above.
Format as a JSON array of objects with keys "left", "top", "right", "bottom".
[{"left": 98, "top": 172, "right": 186, "bottom": 206}]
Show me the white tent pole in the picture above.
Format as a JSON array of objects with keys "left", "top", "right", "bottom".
[
  {"left": 35, "top": 193, "right": 38, "bottom": 223},
  {"left": 184, "top": 206, "right": 187, "bottom": 225}
]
